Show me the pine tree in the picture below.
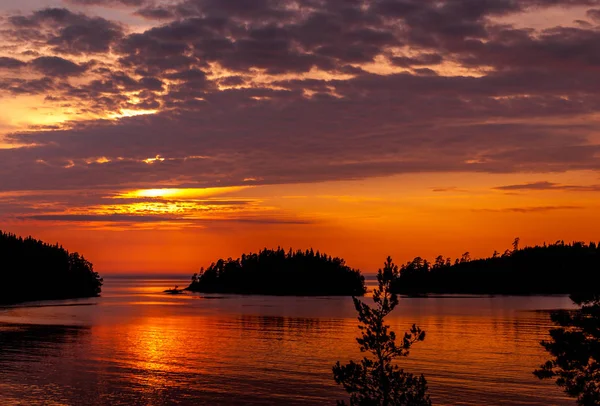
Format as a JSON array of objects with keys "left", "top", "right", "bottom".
[
  {"left": 534, "top": 293, "right": 600, "bottom": 405},
  {"left": 333, "top": 257, "right": 431, "bottom": 406}
]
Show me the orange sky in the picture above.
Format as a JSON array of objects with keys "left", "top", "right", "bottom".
[
  {"left": 1, "top": 1, "right": 600, "bottom": 274},
  {"left": 3, "top": 170, "right": 599, "bottom": 274}
]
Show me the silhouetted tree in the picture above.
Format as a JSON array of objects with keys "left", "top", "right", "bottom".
[
  {"left": 333, "top": 257, "right": 430, "bottom": 406},
  {"left": 460, "top": 252, "right": 471, "bottom": 263},
  {"left": 433, "top": 255, "right": 445, "bottom": 269},
  {"left": 534, "top": 293, "right": 600, "bottom": 405},
  {"left": 512, "top": 237, "right": 520, "bottom": 252}
]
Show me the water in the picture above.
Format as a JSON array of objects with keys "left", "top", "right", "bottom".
[{"left": 0, "top": 278, "right": 576, "bottom": 405}]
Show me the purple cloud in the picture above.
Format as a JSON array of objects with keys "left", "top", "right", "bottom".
[
  {"left": 30, "top": 56, "right": 88, "bottom": 77},
  {"left": 0, "top": 0, "right": 599, "bottom": 197},
  {"left": 6, "top": 8, "right": 124, "bottom": 55},
  {"left": 0, "top": 57, "right": 27, "bottom": 69}
]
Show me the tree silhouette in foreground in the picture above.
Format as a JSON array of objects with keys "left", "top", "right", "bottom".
[
  {"left": 187, "top": 248, "right": 366, "bottom": 296},
  {"left": 333, "top": 257, "right": 430, "bottom": 406},
  {"left": 0, "top": 230, "right": 102, "bottom": 304},
  {"left": 534, "top": 293, "right": 600, "bottom": 406}
]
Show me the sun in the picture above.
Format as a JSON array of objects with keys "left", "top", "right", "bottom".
[{"left": 117, "top": 187, "right": 250, "bottom": 199}]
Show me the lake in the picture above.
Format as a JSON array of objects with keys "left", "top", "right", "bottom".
[{"left": 0, "top": 277, "right": 576, "bottom": 405}]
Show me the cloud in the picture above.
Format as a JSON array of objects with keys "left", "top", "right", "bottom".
[
  {"left": 495, "top": 181, "right": 561, "bottom": 191},
  {"left": 19, "top": 213, "right": 314, "bottom": 225},
  {"left": 391, "top": 53, "right": 444, "bottom": 67},
  {"left": 1, "top": 86, "right": 599, "bottom": 192},
  {"left": 1, "top": 0, "right": 600, "bottom": 197},
  {"left": 587, "top": 8, "right": 600, "bottom": 21},
  {"left": 21, "top": 214, "right": 182, "bottom": 223},
  {"left": 0, "top": 57, "right": 26, "bottom": 69},
  {"left": 476, "top": 206, "right": 584, "bottom": 213},
  {"left": 6, "top": 8, "right": 124, "bottom": 55},
  {"left": 65, "top": 0, "right": 148, "bottom": 6},
  {"left": 495, "top": 181, "right": 600, "bottom": 192},
  {"left": 432, "top": 187, "right": 469, "bottom": 193},
  {"left": 0, "top": 77, "right": 55, "bottom": 95},
  {"left": 135, "top": 7, "right": 175, "bottom": 20},
  {"left": 30, "top": 56, "right": 87, "bottom": 77}
]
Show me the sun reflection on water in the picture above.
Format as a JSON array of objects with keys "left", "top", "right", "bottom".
[{"left": 0, "top": 280, "right": 577, "bottom": 405}]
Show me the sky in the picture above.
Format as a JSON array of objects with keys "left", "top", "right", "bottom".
[{"left": 1, "top": 0, "right": 599, "bottom": 274}]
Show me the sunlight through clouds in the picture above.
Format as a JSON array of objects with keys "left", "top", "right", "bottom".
[{"left": 117, "top": 187, "right": 250, "bottom": 199}]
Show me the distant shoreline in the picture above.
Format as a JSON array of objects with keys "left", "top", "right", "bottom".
[{"left": 392, "top": 241, "right": 600, "bottom": 296}]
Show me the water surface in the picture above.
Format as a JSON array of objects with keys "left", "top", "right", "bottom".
[{"left": 0, "top": 278, "right": 576, "bottom": 405}]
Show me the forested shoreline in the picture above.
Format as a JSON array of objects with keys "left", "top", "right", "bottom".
[
  {"left": 187, "top": 248, "right": 366, "bottom": 296},
  {"left": 0, "top": 231, "right": 103, "bottom": 304},
  {"left": 392, "top": 240, "right": 600, "bottom": 295}
]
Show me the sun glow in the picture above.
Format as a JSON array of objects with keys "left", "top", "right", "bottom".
[
  {"left": 109, "top": 109, "right": 159, "bottom": 119},
  {"left": 143, "top": 155, "right": 166, "bottom": 164},
  {"left": 117, "top": 187, "right": 250, "bottom": 199},
  {"left": 0, "top": 96, "right": 77, "bottom": 129}
]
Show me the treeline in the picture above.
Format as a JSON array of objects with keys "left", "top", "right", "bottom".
[
  {"left": 392, "top": 239, "right": 600, "bottom": 295},
  {"left": 187, "top": 248, "right": 366, "bottom": 296},
  {"left": 0, "top": 231, "right": 103, "bottom": 304}
]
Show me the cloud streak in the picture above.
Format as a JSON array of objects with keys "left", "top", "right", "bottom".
[
  {"left": 495, "top": 182, "right": 600, "bottom": 192},
  {"left": 475, "top": 206, "right": 584, "bottom": 213},
  {"left": 19, "top": 213, "right": 315, "bottom": 225}
]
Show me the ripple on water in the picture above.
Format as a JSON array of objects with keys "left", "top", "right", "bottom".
[{"left": 0, "top": 278, "right": 576, "bottom": 405}]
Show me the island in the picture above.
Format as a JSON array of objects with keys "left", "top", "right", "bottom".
[
  {"left": 187, "top": 248, "right": 366, "bottom": 296},
  {"left": 0, "top": 231, "right": 103, "bottom": 304},
  {"left": 392, "top": 240, "right": 600, "bottom": 295}
]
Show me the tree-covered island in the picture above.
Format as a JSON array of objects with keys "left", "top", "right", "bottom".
[
  {"left": 187, "top": 248, "right": 366, "bottom": 296},
  {"left": 0, "top": 231, "right": 103, "bottom": 304},
  {"left": 392, "top": 240, "right": 600, "bottom": 295}
]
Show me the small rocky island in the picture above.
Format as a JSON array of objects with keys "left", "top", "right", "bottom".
[
  {"left": 0, "top": 231, "right": 103, "bottom": 304},
  {"left": 187, "top": 248, "right": 366, "bottom": 296}
]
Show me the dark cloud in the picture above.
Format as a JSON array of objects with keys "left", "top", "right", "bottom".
[
  {"left": 456, "top": 26, "right": 600, "bottom": 73},
  {"left": 112, "top": 2, "right": 400, "bottom": 75},
  {"left": 0, "top": 56, "right": 26, "bottom": 69},
  {"left": 587, "top": 8, "right": 600, "bottom": 21},
  {"left": 30, "top": 56, "right": 87, "bottom": 77},
  {"left": 48, "top": 20, "right": 123, "bottom": 55},
  {"left": 174, "top": 0, "right": 295, "bottom": 20},
  {"left": 1, "top": 0, "right": 600, "bottom": 196},
  {"left": 0, "top": 77, "right": 55, "bottom": 95},
  {"left": 98, "top": 0, "right": 600, "bottom": 80},
  {"left": 135, "top": 7, "right": 175, "bottom": 20},
  {"left": 2, "top": 82, "right": 599, "bottom": 192},
  {"left": 65, "top": 0, "right": 147, "bottom": 6},
  {"left": 6, "top": 8, "right": 123, "bottom": 55}
]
